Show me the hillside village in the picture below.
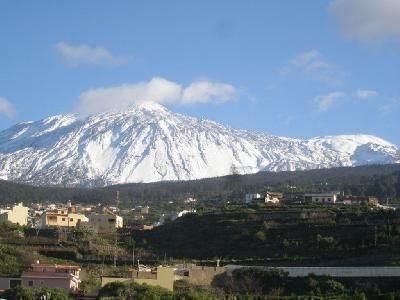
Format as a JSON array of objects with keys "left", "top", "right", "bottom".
[
  {"left": 0, "top": 190, "right": 386, "bottom": 232},
  {"left": 0, "top": 188, "right": 396, "bottom": 298}
]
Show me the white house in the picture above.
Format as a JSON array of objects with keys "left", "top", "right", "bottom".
[
  {"left": 305, "top": 192, "right": 338, "bottom": 204},
  {"left": 265, "top": 192, "right": 283, "bottom": 204}
]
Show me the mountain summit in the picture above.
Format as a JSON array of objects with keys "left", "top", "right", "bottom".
[{"left": 0, "top": 103, "right": 398, "bottom": 186}]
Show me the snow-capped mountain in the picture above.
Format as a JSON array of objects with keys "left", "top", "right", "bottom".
[{"left": 0, "top": 103, "right": 399, "bottom": 186}]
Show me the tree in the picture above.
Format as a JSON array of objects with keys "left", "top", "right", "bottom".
[
  {"left": 321, "top": 279, "right": 345, "bottom": 295},
  {"left": 255, "top": 231, "right": 266, "bottom": 241}
]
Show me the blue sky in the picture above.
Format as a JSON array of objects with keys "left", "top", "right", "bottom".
[{"left": 0, "top": 0, "right": 399, "bottom": 144}]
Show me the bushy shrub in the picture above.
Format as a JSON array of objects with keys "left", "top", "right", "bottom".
[
  {"left": 1, "top": 286, "right": 70, "bottom": 300},
  {"left": 99, "top": 281, "right": 174, "bottom": 299},
  {"left": 0, "top": 244, "right": 22, "bottom": 276},
  {"left": 212, "top": 268, "right": 288, "bottom": 296}
]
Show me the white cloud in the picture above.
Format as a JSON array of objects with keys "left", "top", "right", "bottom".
[
  {"left": 182, "top": 80, "right": 238, "bottom": 104},
  {"left": 355, "top": 89, "right": 379, "bottom": 99},
  {"left": 76, "top": 77, "right": 238, "bottom": 116},
  {"left": 329, "top": 0, "right": 400, "bottom": 43},
  {"left": 0, "top": 96, "right": 16, "bottom": 118},
  {"left": 314, "top": 92, "right": 345, "bottom": 112},
  {"left": 379, "top": 98, "right": 400, "bottom": 114},
  {"left": 281, "top": 50, "right": 345, "bottom": 85},
  {"left": 54, "top": 42, "right": 128, "bottom": 66}
]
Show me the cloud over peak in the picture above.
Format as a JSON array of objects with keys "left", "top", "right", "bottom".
[
  {"left": 54, "top": 42, "right": 128, "bottom": 66},
  {"left": 182, "top": 80, "right": 238, "bottom": 104},
  {"left": 76, "top": 77, "right": 238, "bottom": 116},
  {"left": 0, "top": 97, "right": 16, "bottom": 118},
  {"left": 281, "top": 50, "right": 345, "bottom": 86},
  {"left": 314, "top": 91, "right": 345, "bottom": 112}
]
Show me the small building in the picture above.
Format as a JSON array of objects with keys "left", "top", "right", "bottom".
[
  {"left": 101, "top": 267, "right": 175, "bottom": 291},
  {"left": 176, "top": 209, "right": 196, "bottom": 218},
  {"left": 132, "top": 224, "right": 154, "bottom": 231},
  {"left": 244, "top": 193, "right": 263, "bottom": 203},
  {"left": 39, "top": 210, "right": 88, "bottom": 228},
  {"left": 339, "top": 195, "right": 379, "bottom": 206},
  {"left": 184, "top": 197, "right": 197, "bottom": 204},
  {"left": 0, "top": 277, "right": 22, "bottom": 290},
  {"left": 140, "top": 206, "right": 150, "bottom": 215},
  {"left": 21, "top": 263, "right": 81, "bottom": 292},
  {"left": 305, "top": 192, "right": 338, "bottom": 204},
  {"left": 175, "top": 265, "right": 227, "bottom": 286},
  {"left": 0, "top": 203, "right": 29, "bottom": 226},
  {"left": 88, "top": 209, "right": 123, "bottom": 233},
  {"left": 265, "top": 192, "right": 283, "bottom": 204}
]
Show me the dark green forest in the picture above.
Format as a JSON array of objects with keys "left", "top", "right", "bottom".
[{"left": 1, "top": 164, "right": 400, "bottom": 207}]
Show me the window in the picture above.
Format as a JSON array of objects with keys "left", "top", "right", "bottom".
[
  {"left": 108, "top": 218, "right": 115, "bottom": 223},
  {"left": 9, "top": 279, "right": 21, "bottom": 288},
  {"left": 70, "top": 218, "right": 73, "bottom": 222},
  {"left": 28, "top": 280, "right": 34, "bottom": 287},
  {"left": 56, "top": 269, "right": 68, "bottom": 273},
  {"left": 62, "top": 218, "right": 66, "bottom": 221}
]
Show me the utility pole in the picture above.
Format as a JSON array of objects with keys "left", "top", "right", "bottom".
[
  {"left": 114, "top": 191, "right": 120, "bottom": 268},
  {"left": 132, "top": 244, "right": 135, "bottom": 268},
  {"left": 114, "top": 232, "right": 118, "bottom": 268}
]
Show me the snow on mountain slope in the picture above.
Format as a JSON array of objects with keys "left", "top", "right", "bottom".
[{"left": 0, "top": 103, "right": 398, "bottom": 186}]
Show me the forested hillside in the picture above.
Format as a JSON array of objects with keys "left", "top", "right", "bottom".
[
  {"left": 131, "top": 205, "right": 400, "bottom": 265},
  {"left": 0, "top": 164, "right": 399, "bottom": 206}
]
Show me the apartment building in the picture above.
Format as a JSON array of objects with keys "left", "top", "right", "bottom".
[
  {"left": 39, "top": 209, "right": 88, "bottom": 228},
  {"left": 0, "top": 203, "right": 29, "bottom": 225},
  {"left": 88, "top": 209, "right": 123, "bottom": 233}
]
